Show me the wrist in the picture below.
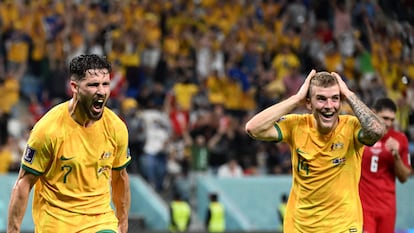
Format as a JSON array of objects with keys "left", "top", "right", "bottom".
[{"left": 392, "top": 150, "right": 400, "bottom": 159}]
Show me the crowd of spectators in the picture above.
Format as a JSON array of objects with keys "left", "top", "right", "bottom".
[{"left": 1, "top": 0, "right": 414, "bottom": 195}]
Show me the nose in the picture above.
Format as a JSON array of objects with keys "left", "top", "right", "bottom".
[
  {"left": 96, "top": 84, "right": 105, "bottom": 95},
  {"left": 325, "top": 98, "right": 334, "bottom": 108}
]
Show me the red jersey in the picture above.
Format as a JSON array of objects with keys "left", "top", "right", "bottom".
[{"left": 359, "top": 128, "right": 411, "bottom": 213}]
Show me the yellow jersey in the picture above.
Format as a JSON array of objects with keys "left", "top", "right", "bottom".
[
  {"left": 21, "top": 101, "right": 131, "bottom": 222},
  {"left": 275, "top": 114, "right": 364, "bottom": 233}
]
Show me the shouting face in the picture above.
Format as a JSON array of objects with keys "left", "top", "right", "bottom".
[{"left": 73, "top": 69, "right": 111, "bottom": 121}]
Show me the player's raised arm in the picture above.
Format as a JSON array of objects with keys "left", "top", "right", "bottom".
[
  {"left": 331, "top": 72, "right": 385, "bottom": 145},
  {"left": 245, "top": 69, "right": 316, "bottom": 141}
]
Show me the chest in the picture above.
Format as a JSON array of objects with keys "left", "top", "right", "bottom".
[
  {"left": 291, "top": 125, "right": 359, "bottom": 176},
  {"left": 54, "top": 128, "right": 116, "bottom": 168},
  {"left": 362, "top": 140, "right": 394, "bottom": 171}
]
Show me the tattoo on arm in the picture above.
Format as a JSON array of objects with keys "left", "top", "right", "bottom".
[{"left": 347, "top": 94, "right": 385, "bottom": 145}]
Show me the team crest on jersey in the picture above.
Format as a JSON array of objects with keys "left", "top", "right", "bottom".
[
  {"left": 97, "top": 165, "right": 111, "bottom": 178},
  {"left": 100, "top": 152, "right": 111, "bottom": 160},
  {"left": 23, "top": 146, "right": 36, "bottom": 164},
  {"left": 330, "top": 142, "right": 344, "bottom": 151},
  {"left": 332, "top": 157, "right": 346, "bottom": 166}
]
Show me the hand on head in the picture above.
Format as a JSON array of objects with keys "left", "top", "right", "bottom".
[
  {"left": 331, "top": 72, "right": 353, "bottom": 99},
  {"left": 296, "top": 69, "right": 316, "bottom": 102}
]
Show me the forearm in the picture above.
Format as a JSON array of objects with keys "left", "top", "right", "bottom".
[
  {"left": 112, "top": 170, "right": 131, "bottom": 233},
  {"left": 393, "top": 152, "right": 412, "bottom": 183},
  {"left": 246, "top": 94, "right": 302, "bottom": 141},
  {"left": 7, "top": 180, "right": 31, "bottom": 232},
  {"left": 345, "top": 93, "right": 385, "bottom": 145}
]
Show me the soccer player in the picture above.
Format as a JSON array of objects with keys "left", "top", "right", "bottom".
[
  {"left": 7, "top": 54, "right": 131, "bottom": 233},
  {"left": 359, "top": 97, "right": 412, "bottom": 233},
  {"left": 245, "top": 70, "right": 386, "bottom": 232}
]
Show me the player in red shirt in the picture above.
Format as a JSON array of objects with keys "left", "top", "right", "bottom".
[{"left": 359, "top": 97, "right": 412, "bottom": 233}]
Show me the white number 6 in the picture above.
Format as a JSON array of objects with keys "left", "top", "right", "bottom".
[{"left": 370, "top": 155, "right": 379, "bottom": 173}]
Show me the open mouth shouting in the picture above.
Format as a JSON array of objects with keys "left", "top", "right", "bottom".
[{"left": 91, "top": 98, "right": 105, "bottom": 117}]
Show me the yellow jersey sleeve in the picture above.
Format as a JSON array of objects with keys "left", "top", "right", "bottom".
[{"left": 111, "top": 112, "right": 131, "bottom": 170}]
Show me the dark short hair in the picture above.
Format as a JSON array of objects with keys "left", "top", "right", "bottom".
[
  {"left": 69, "top": 54, "right": 112, "bottom": 81},
  {"left": 209, "top": 193, "right": 218, "bottom": 201},
  {"left": 372, "top": 97, "right": 397, "bottom": 113}
]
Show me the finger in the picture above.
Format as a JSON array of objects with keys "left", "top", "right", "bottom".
[
  {"left": 330, "top": 72, "right": 342, "bottom": 81},
  {"left": 298, "top": 69, "right": 316, "bottom": 98},
  {"left": 300, "top": 69, "right": 316, "bottom": 90},
  {"left": 305, "top": 69, "right": 316, "bottom": 82}
]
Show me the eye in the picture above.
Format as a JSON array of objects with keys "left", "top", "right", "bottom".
[
  {"left": 88, "top": 83, "right": 99, "bottom": 87},
  {"left": 332, "top": 95, "right": 340, "bottom": 102},
  {"left": 381, "top": 116, "right": 395, "bottom": 122},
  {"left": 316, "top": 96, "right": 326, "bottom": 101}
]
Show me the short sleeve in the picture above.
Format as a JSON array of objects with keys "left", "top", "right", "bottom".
[{"left": 112, "top": 121, "right": 131, "bottom": 170}]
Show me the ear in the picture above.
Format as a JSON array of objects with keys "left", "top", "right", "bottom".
[
  {"left": 70, "top": 80, "right": 78, "bottom": 94},
  {"left": 306, "top": 98, "right": 312, "bottom": 111}
]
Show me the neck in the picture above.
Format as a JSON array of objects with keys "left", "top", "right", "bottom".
[{"left": 68, "top": 98, "right": 94, "bottom": 127}]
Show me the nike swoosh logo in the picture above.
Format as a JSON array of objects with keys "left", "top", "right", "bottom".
[{"left": 60, "top": 155, "right": 74, "bottom": 161}]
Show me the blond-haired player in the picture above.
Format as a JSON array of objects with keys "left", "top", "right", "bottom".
[{"left": 246, "top": 70, "right": 385, "bottom": 232}]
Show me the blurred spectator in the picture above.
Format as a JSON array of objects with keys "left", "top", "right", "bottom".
[
  {"left": 278, "top": 193, "right": 288, "bottom": 232},
  {"left": 181, "top": 117, "right": 209, "bottom": 174},
  {"left": 171, "top": 160, "right": 192, "bottom": 204},
  {"left": 0, "top": 71, "right": 22, "bottom": 146},
  {"left": 108, "top": 59, "right": 127, "bottom": 110},
  {"left": 0, "top": 141, "right": 13, "bottom": 174},
  {"left": 233, "top": 116, "right": 260, "bottom": 175},
  {"left": 268, "top": 142, "right": 292, "bottom": 175},
  {"left": 282, "top": 64, "right": 305, "bottom": 98},
  {"left": 207, "top": 105, "right": 237, "bottom": 174},
  {"left": 333, "top": 0, "right": 353, "bottom": 40},
  {"left": 166, "top": 130, "right": 190, "bottom": 193},
  {"left": 119, "top": 98, "right": 146, "bottom": 174},
  {"left": 139, "top": 98, "right": 172, "bottom": 192},
  {"left": 28, "top": 91, "right": 53, "bottom": 123},
  {"left": 217, "top": 158, "right": 243, "bottom": 178}
]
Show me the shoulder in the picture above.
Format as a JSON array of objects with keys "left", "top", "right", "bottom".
[
  {"left": 102, "top": 107, "right": 128, "bottom": 133},
  {"left": 339, "top": 114, "right": 358, "bottom": 121},
  {"left": 31, "top": 102, "right": 68, "bottom": 133},
  {"left": 388, "top": 128, "right": 409, "bottom": 142},
  {"left": 278, "top": 114, "right": 309, "bottom": 123},
  {"left": 339, "top": 115, "right": 360, "bottom": 126}
]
